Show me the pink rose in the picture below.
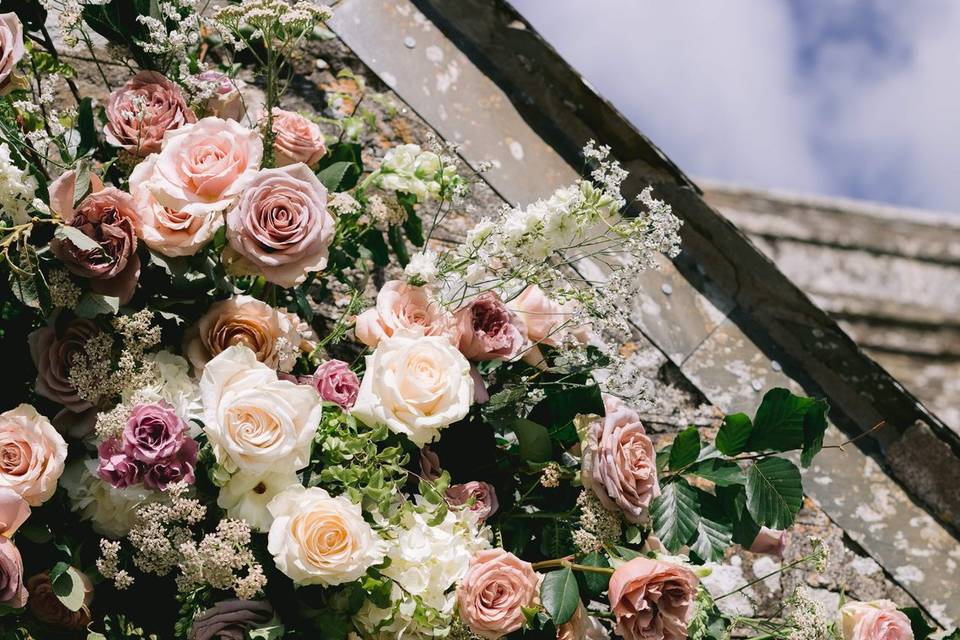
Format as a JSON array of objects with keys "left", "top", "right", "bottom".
[
  {"left": 129, "top": 155, "right": 223, "bottom": 257},
  {"left": 28, "top": 319, "right": 101, "bottom": 413},
  {"left": 142, "top": 438, "right": 198, "bottom": 490},
  {"left": 419, "top": 446, "right": 442, "bottom": 482},
  {"left": 122, "top": 402, "right": 188, "bottom": 464},
  {"left": 0, "top": 405, "right": 67, "bottom": 506},
  {"left": 0, "top": 13, "right": 24, "bottom": 94},
  {"left": 841, "top": 600, "right": 914, "bottom": 640},
  {"left": 224, "top": 164, "right": 335, "bottom": 287},
  {"left": 508, "top": 286, "right": 589, "bottom": 365},
  {"left": 145, "top": 116, "right": 263, "bottom": 216},
  {"left": 581, "top": 395, "right": 659, "bottom": 523},
  {"left": 354, "top": 280, "right": 459, "bottom": 348},
  {"left": 105, "top": 71, "right": 196, "bottom": 156},
  {"left": 557, "top": 602, "right": 610, "bottom": 640},
  {"left": 446, "top": 481, "right": 499, "bottom": 521},
  {"left": 455, "top": 292, "right": 527, "bottom": 361},
  {"left": 0, "top": 488, "right": 29, "bottom": 537},
  {"left": 456, "top": 548, "right": 540, "bottom": 639},
  {"left": 608, "top": 556, "right": 699, "bottom": 640},
  {"left": 749, "top": 527, "right": 786, "bottom": 558},
  {"left": 48, "top": 179, "right": 141, "bottom": 303},
  {"left": 271, "top": 108, "right": 326, "bottom": 167},
  {"left": 96, "top": 439, "right": 141, "bottom": 489},
  {"left": 195, "top": 71, "right": 246, "bottom": 121},
  {"left": 309, "top": 360, "right": 360, "bottom": 409},
  {"left": 0, "top": 537, "right": 26, "bottom": 608}
]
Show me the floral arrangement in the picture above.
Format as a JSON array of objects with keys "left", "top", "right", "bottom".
[{"left": 0, "top": 2, "right": 954, "bottom": 640}]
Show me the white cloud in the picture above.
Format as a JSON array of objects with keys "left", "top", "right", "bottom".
[{"left": 511, "top": 0, "right": 960, "bottom": 211}]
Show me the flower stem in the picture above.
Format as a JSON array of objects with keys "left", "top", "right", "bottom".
[{"left": 532, "top": 557, "right": 615, "bottom": 575}]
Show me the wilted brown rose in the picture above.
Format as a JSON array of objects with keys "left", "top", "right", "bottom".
[
  {"left": 27, "top": 570, "right": 93, "bottom": 630},
  {"left": 28, "top": 318, "right": 100, "bottom": 413}
]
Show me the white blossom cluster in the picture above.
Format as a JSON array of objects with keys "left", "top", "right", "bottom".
[
  {"left": 214, "top": 0, "right": 332, "bottom": 41},
  {"left": 373, "top": 143, "right": 465, "bottom": 203},
  {"left": 0, "top": 143, "right": 38, "bottom": 225},
  {"left": 39, "top": 0, "right": 111, "bottom": 48}
]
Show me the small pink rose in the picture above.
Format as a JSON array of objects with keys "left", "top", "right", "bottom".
[
  {"left": 195, "top": 71, "right": 246, "bottom": 121},
  {"left": 0, "top": 13, "right": 25, "bottom": 94},
  {"left": 310, "top": 360, "right": 360, "bottom": 409},
  {"left": 271, "top": 108, "right": 326, "bottom": 167},
  {"left": 456, "top": 292, "right": 527, "bottom": 361},
  {"left": 105, "top": 71, "right": 196, "bottom": 156},
  {"left": 749, "top": 527, "right": 787, "bottom": 558},
  {"left": 0, "top": 537, "right": 26, "bottom": 608},
  {"left": 508, "top": 285, "right": 589, "bottom": 366},
  {"left": 446, "top": 481, "right": 499, "bottom": 521},
  {"left": 354, "top": 280, "right": 459, "bottom": 348},
  {"left": 96, "top": 439, "right": 141, "bottom": 489},
  {"left": 456, "top": 548, "right": 540, "bottom": 639},
  {"left": 841, "top": 600, "right": 914, "bottom": 640}
]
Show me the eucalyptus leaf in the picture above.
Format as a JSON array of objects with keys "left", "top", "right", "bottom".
[
  {"left": 75, "top": 293, "right": 120, "bottom": 318},
  {"left": 52, "top": 566, "right": 87, "bottom": 612}
]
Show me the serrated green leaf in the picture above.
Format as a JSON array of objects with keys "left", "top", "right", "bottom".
[
  {"left": 650, "top": 478, "right": 701, "bottom": 553},
  {"left": 316, "top": 161, "right": 355, "bottom": 192},
  {"left": 747, "top": 388, "right": 814, "bottom": 452},
  {"left": 402, "top": 208, "right": 424, "bottom": 246},
  {"left": 55, "top": 224, "right": 101, "bottom": 253},
  {"left": 801, "top": 398, "right": 830, "bottom": 467},
  {"left": 511, "top": 418, "right": 553, "bottom": 463},
  {"left": 716, "top": 413, "right": 752, "bottom": 456},
  {"left": 689, "top": 492, "right": 733, "bottom": 563},
  {"left": 690, "top": 459, "right": 745, "bottom": 487},
  {"left": 669, "top": 426, "right": 701, "bottom": 470},
  {"left": 745, "top": 457, "right": 803, "bottom": 529},
  {"left": 362, "top": 230, "right": 389, "bottom": 266},
  {"left": 540, "top": 568, "right": 580, "bottom": 626},
  {"left": 77, "top": 97, "right": 97, "bottom": 155}
]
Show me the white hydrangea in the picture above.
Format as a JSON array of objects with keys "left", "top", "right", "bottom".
[
  {"left": 121, "top": 351, "right": 203, "bottom": 435},
  {"left": 0, "top": 142, "right": 38, "bottom": 225},
  {"left": 404, "top": 249, "right": 439, "bottom": 285},
  {"left": 375, "top": 144, "right": 461, "bottom": 202},
  {"left": 61, "top": 459, "right": 155, "bottom": 539}
]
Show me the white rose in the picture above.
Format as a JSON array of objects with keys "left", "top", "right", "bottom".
[
  {"left": 267, "top": 486, "right": 386, "bottom": 586},
  {"left": 61, "top": 460, "right": 153, "bottom": 538},
  {"left": 352, "top": 330, "right": 474, "bottom": 446},
  {"left": 217, "top": 469, "right": 300, "bottom": 533},
  {"left": 200, "top": 345, "right": 322, "bottom": 474}
]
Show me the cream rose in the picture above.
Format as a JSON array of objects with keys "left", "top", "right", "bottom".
[
  {"left": 129, "top": 154, "right": 223, "bottom": 257},
  {"left": 200, "top": 345, "right": 322, "bottom": 474},
  {"left": 840, "top": 600, "right": 914, "bottom": 640},
  {"left": 271, "top": 108, "right": 326, "bottom": 167},
  {"left": 0, "top": 405, "right": 67, "bottom": 507},
  {"left": 145, "top": 116, "right": 262, "bottom": 216},
  {"left": 267, "top": 486, "right": 386, "bottom": 586},
  {"left": 354, "top": 280, "right": 459, "bottom": 348},
  {"left": 185, "top": 295, "right": 307, "bottom": 373},
  {"left": 217, "top": 469, "right": 299, "bottom": 533},
  {"left": 352, "top": 330, "right": 473, "bottom": 446}
]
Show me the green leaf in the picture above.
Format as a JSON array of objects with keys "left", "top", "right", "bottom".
[
  {"left": 73, "top": 162, "right": 92, "bottom": 206},
  {"left": 55, "top": 224, "right": 101, "bottom": 253},
  {"left": 900, "top": 608, "right": 935, "bottom": 640},
  {"left": 52, "top": 566, "right": 86, "bottom": 612},
  {"left": 295, "top": 287, "right": 315, "bottom": 323},
  {"left": 669, "top": 427, "right": 701, "bottom": 470},
  {"left": 689, "top": 459, "right": 745, "bottom": 487},
  {"left": 77, "top": 97, "right": 97, "bottom": 155},
  {"left": 316, "top": 161, "right": 355, "bottom": 192},
  {"left": 942, "top": 629, "right": 960, "bottom": 640},
  {"left": 402, "top": 208, "right": 425, "bottom": 247},
  {"left": 715, "top": 413, "right": 752, "bottom": 456},
  {"left": 74, "top": 293, "right": 120, "bottom": 318},
  {"left": 717, "top": 484, "right": 761, "bottom": 547},
  {"left": 689, "top": 492, "right": 733, "bottom": 563},
  {"left": 801, "top": 398, "right": 830, "bottom": 467},
  {"left": 747, "top": 388, "right": 812, "bottom": 452},
  {"left": 650, "top": 478, "right": 701, "bottom": 553},
  {"left": 362, "top": 230, "right": 389, "bottom": 266},
  {"left": 511, "top": 418, "right": 553, "bottom": 463},
  {"left": 578, "top": 552, "right": 610, "bottom": 596},
  {"left": 540, "top": 567, "right": 580, "bottom": 626},
  {"left": 745, "top": 457, "right": 803, "bottom": 529},
  {"left": 528, "top": 383, "right": 603, "bottom": 440},
  {"left": 9, "top": 271, "right": 40, "bottom": 310},
  {"left": 387, "top": 224, "right": 409, "bottom": 266},
  {"left": 49, "top": 561, "right": 71, "bottom": 585}
]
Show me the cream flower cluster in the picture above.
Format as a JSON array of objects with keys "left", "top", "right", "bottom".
[
  {"left": 373, "top": 144, "right": 462, "bottom": 202},
  {"left": 0, "top": 142, "right": 38, "bottom": 225}
]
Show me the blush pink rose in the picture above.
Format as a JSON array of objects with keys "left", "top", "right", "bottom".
[
  {"left": 581, "top": 395, "right": 659, "bottom": 523},
  {"left": 0, "top": 488, "right": 29, "bottom": 537},
  {"left": 48, "top": 177, "right": 141, "bottom": 303},
  {"left": 446, "top": 481, "right": 499, "bottom": 522},
  {"left": 354, "top": 280, "right": 459, "bottom": 348},
  {"left": 309, "top": 360, "right": 360, "bottom": 409},
  {"left": 96, "top": 439, "right": 141, "bottom": 489},
  {"left": 105, "top": 71, "right": 196, "bottom": 156},
  {"left": 455, "top": 292, "right": 527, "bottom": 361},
  {"left": 195, "top": 71, "right": 246, "bottom": 121},
  {"left": 0, "top": 405, "right": 67, "bottom": 507},
  {"left": 28, "top": 319, "right": 101, "bottom": 413},
  {"left": 749, "top": 527, "right": 787, "bottom": 558},
  {"left": 608, "top": 556, "right": 699, "bottom": 640},
  {"left": 0, "top": 537, "right": 26, "bottom": 609},
  {"left": 841, "top": 600, "right": 914, "bottom": 640},
  {"left": 557, "top": 602, "right": 610, "bottom": 640},
  {"left": 224, "top": 164, "right": 335, "bottom": 288},
  {"left": 145, "top": 116, "right": 263, "bottom": 216},
  {"left": 129, "top": 155, "right": 223, "bottom": 257},
  {"left": 0, "top": 13, "right": 24, "bottom": 94},
  {"left": 456, "top": 548, "right": 540, "bottom": 639},
  {"left": 271, "top": 108, "right": 326, "bottom": 167}
]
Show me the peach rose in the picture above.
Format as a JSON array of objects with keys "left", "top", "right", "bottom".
[
  {"left": 195, "top": 70, "right": 246, "bottom": 121},
  {"left": 354, "top": 280, "right": 458, "bottom": 348},
  {"left": 0, "top": 488, "right": 29, "bottom": 537},
  {"left": 129, "top": 154, "right": 223, "bottom": 257},
  {"left": 557, "top": 602, "right": 610, "bottom": 640},
  {"left": 184, "top": 295, "right": 307, "bottom": 373},
  {"left": 456, "top": 548, "right": 540, "bottom": 639},
  {"left": 271, "top": 108, "right": 326, "bottom": 167},
  {"left": 105, "top": 71, "right": 196, "bottom": 156},
  {"left": 0, "top": 405, "right": 67, "bottom": 506},
  {"left": 581, "top": 395, "right": 659, "bottom": 523},
  {"left": 841, "top": 600, "right": 914, "bottom": 640},
  {"left": 224, "top": 163, "right": 335, "bottom": 288},
  {"left": 608, "top": 556, "right": 699, "bottom": 640},
  {"left": 0, "top": 13, "right": 24, "bottom": 94},
  {"left": 145, "top": 116, "right": 263, "bottom": 217},
  {"left": 446, "top": 481, "right": 499, "bottom": 522}
]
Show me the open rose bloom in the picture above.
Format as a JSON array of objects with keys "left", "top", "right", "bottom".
[
  {"left": 609, "top": 557, "right": 699, "bottom": 640},
  {"left": 105, "top": 71, "right": 197, "bottom": 156}
]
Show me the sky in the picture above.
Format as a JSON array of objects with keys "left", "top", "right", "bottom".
[{"left": 510, "top": 0, "right": 960, "bottom": 213}]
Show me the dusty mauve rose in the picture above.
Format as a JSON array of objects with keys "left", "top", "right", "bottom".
[
  {"left": 0, "top": 404, "right": 67, "bottom": 507},
  {"left": 28, "top": 318, "right": 100, "bottom": 413},
  {"left": 142, "top": 438, "right": 198, "bottom": 490},
  {"left": 224, "top": 164, "right": 336, "bottom": 287},
  {"left": 191, "top": 599, "right": 275, "bottom": 640},
  {"left": 749, "top": 527, "right": 787, "bottom": 558},
  {"left": 123, "top": 402, "right": 189, "bottom": 464},
  {"left": 508, "top": 285, "right": 589, "bottom": 365},
  {"left": 841, "top": 600, "right": 914, "bottom": 640},
  {"left": 27, "top": 570, "right": 93, "bottom": 630},
  {"left": 446, "top": 481, "right": 499, "bottom": 522},
  {"left": 196, "top": 71, "right": 246, "bottom": 122},
  {"left": 271, "top": 108, "right": 326, "bottom": 167},
  {"left": 309, "top": 360, "right": 360, "bottom": 409},
  {"left": 354, "top": 280, "right": 458, "bottom": 348},
  {"left": 0, "top": 13, "right": 24, "bottom": 94},
  {"left": 185, "top": 295, "right": 307, "bottom": 373},
  {"left": 557, "top": 602, "right": 610, "bottom": 640},
  {"left": 0, "top": 488, "right": 29, "bottom": 537},
  {"left": 105, "top": 71, "right": 196, "bottom": 156},
  {"left": 455, "top": 292, "right": 526, "bottom": 361},
  {"left": 129, "top": 154, "right": 223, "bottom": 257},
  {"left": 608, "top": 556, "right": 699, "bottom": 640},
  {"left": 419, "top": 446, "right": 442, "bottom": 482},
  {"left": 48, "top": 177, "right": 141, "bottom": 303},
  {"left": 0, "top": 537, "right": 26, "bottom": 608},
  {"left": 96, "top": 439, "right": 141, "bottom": 489},
  {"left": 145, "top": 116, "right": 263, "bottom": 217},
  {"left": 456, "top": 548, "right": 540, "bottom": 639},
  {"left": 581, "top": 395, "right": 659, "bottom": 523}
]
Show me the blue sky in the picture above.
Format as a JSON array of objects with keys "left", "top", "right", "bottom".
[{"left": 510, "top": 0, "right": 960, "bottom": 212}]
